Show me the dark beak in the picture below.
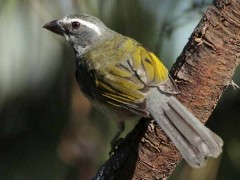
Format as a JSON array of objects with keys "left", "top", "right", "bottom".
[{"left": 43, "top": 20, "right": 64, "bottom": 36}]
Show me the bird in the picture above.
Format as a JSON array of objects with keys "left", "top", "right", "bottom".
[{"left": 43, "top": 13, "right": 223, "bottom": 168}]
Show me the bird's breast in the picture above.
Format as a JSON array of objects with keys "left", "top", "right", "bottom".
[{"left": 75, "top": 58, "right": 97, "bottom": 100}]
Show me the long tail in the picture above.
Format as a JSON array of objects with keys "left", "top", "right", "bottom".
[{"left": 147, "top": 88, "right": 223, "bottom": 168}]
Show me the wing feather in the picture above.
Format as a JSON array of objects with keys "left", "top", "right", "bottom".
[{"left": 81, "top": 37, "right": 175, "bottom": 117}]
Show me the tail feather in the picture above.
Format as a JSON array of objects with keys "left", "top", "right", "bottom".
[
  {"left": 147, "top": 88, "right": 223, "bottom": 168},
  {"left": 156, "top": 111, "right": 207, "bottom": 167},
  {"left": 167, "top": 97, "right": 222, "bottom": 157}
]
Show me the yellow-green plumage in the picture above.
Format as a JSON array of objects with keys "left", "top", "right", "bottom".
[{"left": 79, "top": 34, "right": 169, "bottom": 116}]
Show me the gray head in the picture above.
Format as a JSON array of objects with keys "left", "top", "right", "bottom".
[{"left": 43, "top": 14, "right": 110, "bottom": 55}]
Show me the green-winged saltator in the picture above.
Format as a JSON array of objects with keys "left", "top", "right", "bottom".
[{"left": 43, "top": 14, "right": 223, "bottom": 168}]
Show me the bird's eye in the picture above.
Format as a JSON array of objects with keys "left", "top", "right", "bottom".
[{"left": 72, "top": 21, "right": 80, "bottom": 29}]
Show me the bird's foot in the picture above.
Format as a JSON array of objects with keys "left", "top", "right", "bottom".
[{"left": 109, "top": 137, "right": 125, "bottom": 156}]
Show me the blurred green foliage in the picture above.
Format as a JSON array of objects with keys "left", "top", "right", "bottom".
[{"left": 0, "top": 0, "right": 239, "bottom": 179}]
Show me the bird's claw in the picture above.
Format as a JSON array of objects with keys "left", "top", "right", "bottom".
[{"left": 109, "top": 137, "right": 125, "bottom": 156}]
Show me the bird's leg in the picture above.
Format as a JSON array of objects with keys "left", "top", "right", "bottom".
[{"left": 109, "top": 121, "right": 125, "bottom": 155}]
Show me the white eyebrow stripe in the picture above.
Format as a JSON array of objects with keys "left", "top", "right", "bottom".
[{"left": 71, "top": 18, "right": 101, "bottom": 35}]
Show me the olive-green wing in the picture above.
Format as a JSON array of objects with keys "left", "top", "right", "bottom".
[
  {"left": 94, "top": 61, "right": 150, "bottom": 116},
  {"left": 93, "top": 39, "right": 171, "bottom": 117}
]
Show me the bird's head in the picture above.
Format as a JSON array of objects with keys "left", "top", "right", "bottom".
[{"left": 43, "top": 14, "right": 109, "bottom": 55}]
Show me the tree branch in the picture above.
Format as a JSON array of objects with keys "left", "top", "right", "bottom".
[{"left": 93, "top": 0, "right": 240, "bottom": 179}]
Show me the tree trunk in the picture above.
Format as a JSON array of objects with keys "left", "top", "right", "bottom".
[{"left": 93, "top": 0, "right": 240, "bottom": 179}]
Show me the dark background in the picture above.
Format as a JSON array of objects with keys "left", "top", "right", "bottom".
[{"left": 0, "top": 0, "right": 239, "bottom": 179}]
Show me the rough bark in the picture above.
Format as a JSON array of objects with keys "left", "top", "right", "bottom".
[{"left": 93, "top": 0, "right": 240, "bottom": 179}]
